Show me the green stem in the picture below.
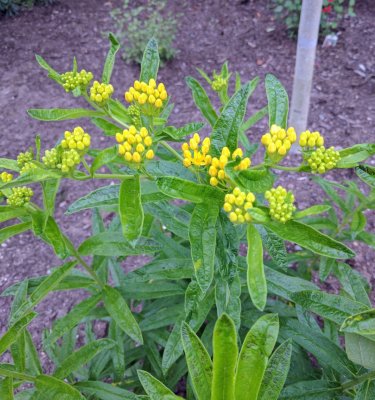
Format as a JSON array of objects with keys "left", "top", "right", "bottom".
[
  {"left": 160, "top": 141, "right": 184, "bottom": 162},
  {"left": 74, "top": 173, "right": 135, "bottom": 181},
  {"left": 82, "top": 157, "right": 91, "bottom": 175},
  {"left": 71, "top": 248, "right": 104, "bottom": 289},
  {"left": 341, "top": 370, "right": 375, "bottom": 391}
]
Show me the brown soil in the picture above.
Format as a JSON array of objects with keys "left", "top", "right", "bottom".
[{"left": 0, "top": 0, "right": 374, "bottom": 355}]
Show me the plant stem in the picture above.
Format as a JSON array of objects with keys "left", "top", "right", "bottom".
[
  {"left": 82, "top": 157, "right": 91, "bottom": 175},
  {"left": 71, "top": 248, "right": 104, "bottom": 289},
  {"left": 75, "top": 173, "right": 135, "bottom": 181},
  {"left": 341, "top": 370, "right": 375, "bottom": 391},
  {"left": 160, "top": 141, "right": 184, "bottom": 162}
]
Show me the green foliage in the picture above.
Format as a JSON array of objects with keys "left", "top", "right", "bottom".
[
  {"left": 0, "top": 36, "right": 374, "bottom": 399},
  {"left": 108, "top": 0, "right": 178, "bottom": 65},
  {"left": 270, "top": 0, "right": 357, "bottom": 37}
]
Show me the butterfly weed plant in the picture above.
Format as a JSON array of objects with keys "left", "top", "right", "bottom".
[{"left": 0, "top": 35, "right": 374, "bottom": 398}]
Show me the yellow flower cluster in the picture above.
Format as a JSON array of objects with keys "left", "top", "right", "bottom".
[
  {"left": 181, "top": 134, "right": 211, "bottom": 168},
  {"left": 308, "top": 146, "right": 341, "bottom": 174},
  {"left": 299, "top": 130, "right": 324, "bottom": 148},
  {"left": 265, "top": 186, "right": 296, "bottom": 223},
  {"left": 61, "top": 127, "right": 91, "bottom": 151},
  {"left": 61, "top": 69, "right": 93, "bottom": 92},
  {"left": 60, "top": 149, "right": 81, "bottom": 173},
  {"left": 223, "top": 187, "right": 256, "bottom": 224},
  {"left": 124, "top": 79, "right": 167, "bottom": 112},
  {"left": 17, "top": 150, "right": 33, "bottom": 168},
  {"left": 211, "top": 76, "right": 226, "bottom": 92},
  {"left": 209, "top": 147, "right": 251, "bottom": 187},
  {"left": 90, "top": 81, "right": 114, "bottom": 104},
  {"left": 7, "top": 187, "right": 33, "bottom": 207},
  {"left": 116, "top": 125, "right": 154, "bottom": 164},
  {"left": 0, "top": 172, "right": 13, "bottom": 183},
  {"left": 20, "top": 162, "right": 36, "bottom": 175},
  {"left": 261, "top": 125, "right": 297, "bottom": 156}
]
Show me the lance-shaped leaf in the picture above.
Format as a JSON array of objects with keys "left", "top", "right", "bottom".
[
  {"left": 102, "top": 285, "right": 143, "bottom": 344},
  {"left": 0, "top": 377, "right": 13, "bottom": 399},
  {"left": 46, "top": 294, "right": 102, "bottom": 346},
  {"left": 247, "top": 224, "right": 267, "bottom": 311},
  {"left": 345, "top": 333, "right": 375, "bottom": 370},
  {"left": 281, "top": 380, "right": 340, "bottom": 399},
  {"left": 291, "top": 290, "right": 369, "bottom": 325},
  {"left": 235, "top": 314, "right": 279, "bottom": 400},
  {"left": 35, "top": 375, "right": 85, "bottom": 399},
  {"left": 74, "top": 381, "right": 138, "bottom": 399},
  {"left": 157, "top": 176, "right": 224, "bottom": 203},
  {"left": 137, "top": 370, "right": 183, "bottom": 399},
  {"left": 0, "top": 206, "right": 28, "bottom": 224},
  {"left": 189, "top": 202, "right": 219, "bottom": 292},
  {"left": 265, "top": 74, "right": 289, "bottom": 128},
  {"left": 355, "top": 379, "right": 375, "bottom": 399},
  {"left": 264, "top": 219, "right": 355, "bottom": 259},
  {"left": 181, "top": 322, "right": 212, "bottom": 400},
  {"left": 102, "top": 33, "right": 120, "bottom": 84},
  {"left": 119, "top": 175, "right": 144, "bottom": 241},
  {"left": 212, "top": 313, "right": 238, "bottom": 400},
  {"left": 210, "top": 81, "right": 252, "bottom": 156},
  {"left": 356, "top": 164, "right": 375, "bottom": 188},
  {"left": 140, "top": 38, "right": 159, "bottom": 82},
  {"left": 340, "top": 309, "right": 375, "bottom": 340},
  {"left": 53, "top": 339, "right": 115, "bottom": 379},
  {"left": 258, "top": 340, "right": 292, "bottom": 400},
  {"left": 186, "top": 77, "right": 218, "bottom": 127},
  {"left": 27, "top": 108, "right": 104, "bottom": 121},
  {"left": 0, "top": 313, "right": 36, "bottom": 356},
  {"left": 0, "top": 222, "right": 31, "bottom": 245}
]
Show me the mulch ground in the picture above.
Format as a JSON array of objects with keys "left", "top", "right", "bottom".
[{"left": 0, "top": 0, "right": 374, "bottom": 361}]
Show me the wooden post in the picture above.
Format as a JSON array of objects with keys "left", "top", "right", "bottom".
[{"left": 289, "top": 0, "right": 323, "bottom": 136}]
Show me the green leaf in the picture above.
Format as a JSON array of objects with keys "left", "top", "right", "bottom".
[
  {"left": 0, "top": 313, "right": 36, "bottom": 356},
  {"left": 42, "top": 179, "right": 60, "bottom": 216},
  {"left": 291, "top": 290, "right": 369, "bottom": 325},
  {"left": 102, "top": 33, "right": 120, "bottom": 84},
  {"left": 355, "top": 379, "right": 375, "bottom": 400},
  {"left": 240, "top": 105, "right": 268, "bottom": 132},
  {"left": 345, "top": 333, "right": 375, "bottom": 370},
  {"left": 0, "top": 168, "right": 62, "bottom": 189},
  {"left": 258, "top": 340, "right": 292, "bottom": 400},
  {"left": 257, "top": 226, "right": 288, "bottom": 271},
  {"left": 189, "top": 202, "right": 219, "bottom": 292},
  {"left": 0, "top": 377, "right": 13, "bottom": 399},
  {"left": 0, "top": 158, "right": 19, "bottom": 172},
  {"left": 265, "top": 74, "right": 289, "bottom": 128},
  {"left": 0, "top": 222, "right": 32, "bottom": 245},
  {"left": 264, "top": 219, "right": 355, "bottom": 259},
  {"left": 46, "top": 294, "right": 101, "bottom": 345},
  {"left": 0, "top": 206, "right": 28, "bottom": 224},
  {"left": 35, "top": 375, "right": 85, "bottom": 399},
  {"left": 91, "top": 118, "right": 122, "bottom": 136},
  {"left": 340, "top": 309, "right": 375, "bottom": 339},
  {"left": 246, "top": 224, "right": 267, "bottom": 311},
  {"left": 137, "top": 370, "right": 182, "bottom": 399},
  {"left": 186, "top": 76, "right": 218, "bottom": 127},
  {"left": 140, "top": 38, "right": 160, "bottom": 82},
  {"left": 235, "top": 314, "right": 279, "bottom": 400},
  {"left": 41, "top": 216, "right": 71, "bottom": 258},
  {"left": 210, "top": 81, "right": 253, "bottom": 156},
  {"left": 119, "top": 175, "right": 144, "bottom": 241},
  {"left": 181, "top": 322, "right": 212, "bottom": 400},
  {"left": 158, "top": 122, "right": 205, "bottom": 141},
  {"left": 333, "top": 263, "right": 371, "bottom": 307},
  {"left": 356, "top": 165, "right": 375, "bottom": 187},
  {"left": 225, "top": 166, "right": 275, "bottom": 194},
  {"left": 281, "top": 319, "right": 356, "bottom": 377},
  {"left": 337, "top": 144, "right": 375, "bottom": 168},
  {"left": 281, "top": 380, "right": 339, "bottom": 399},
  {"left": 27, "top": 108, "right": 104, "bottom": 121},
  {"left": 212, "top": 313, "right": 238, "bottom": 400},
  {"left": 78, "top": 232, "right": 160, "bottom": 256},
  {"left": 294, "top": 205, "right": 331, "bottom": 219},
  {"left": 54, "top": 339, "right": 115, "bottom": 379},
  {"left": 157, "top": 176, "right": 224, "bottom": 203},
  {"left": 74, "top": 381, "right": 138, "bottom": 400},
  {"left": 35, "top": 54, "right": 62, "bottom": 84},
  {"left": 90, "top": 146, "right": 118, "bottom": 173},
  {"left": 102, "top": 285, "right": 143, "bottom": 344}
]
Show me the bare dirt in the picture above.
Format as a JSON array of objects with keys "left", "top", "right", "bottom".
[{"left": 0, "top": 0, "right": 374, "bottom": 357}]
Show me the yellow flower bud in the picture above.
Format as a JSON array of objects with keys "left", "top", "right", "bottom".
[
  {"left": 183, "top": 158, "right": 192, "bottom": 167},
  {"left": 223, "top": 203, "right": 232, "bottom": 212},
  {"left": 148, "top": 94, "right": 156, "bottom": 104},
  {"left": 155, "top": 99, "right": 163, "bottom": 108},
  {"left": 125, "top": 92, "right": 133, "bottom": 102},
  {"left": 149, "top": 78, "right": 156, "bottom": 88},
  {"left": 125, "top": 152, "right": 132, "bottom": 161},
  {"left": 140, "top": 82, "right": 148, "bottom": 92},
  {"left": 146, "top": 149, "right": 154, "bottom": 160},
  {"left": 218, "top": 170, "right": 226, "bottom": 180},
  {"left": 144, "top": 136, "right": 152, "bottom": 147},
  {"left": 160, "top": 90, "right": 168, "bottom": 100},
  {"left": 278, "top": 146, "right": 287, "bottom": 156},
  {"left": 116, "top": 133, "right": 123, "bottom": 143},
  {"left": 210, "top": 177, "right": 218, "bottom": 186},
  {"left": 136, "top": 143, "right": 145, "bottom": 153},
  {"left": 268, "top": 143, "right": 276, "bottom": 154},
  {"left": 133, "top": 152, "right": 141, "bottom": 163}
]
